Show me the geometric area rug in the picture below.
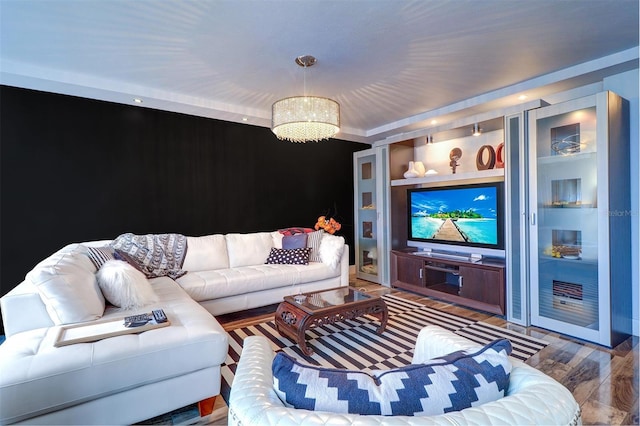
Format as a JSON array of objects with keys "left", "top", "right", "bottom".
[{"left": 220, "top": 293, "right": 549, "bottom": 402}]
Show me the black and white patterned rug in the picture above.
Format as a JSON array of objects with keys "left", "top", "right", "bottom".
[{"left": 220, "top": 294, "right": 548, "bottom": 402}]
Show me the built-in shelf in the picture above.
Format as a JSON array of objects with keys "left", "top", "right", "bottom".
[
  {"left": 537, "top": 151, "right": 596, "bottom": 165},
  {"left": 540, "top": 255, "right": 598, "bottom": 265},
  {"left": 391, "top": 168, "right": 504, "bottom": 187}
]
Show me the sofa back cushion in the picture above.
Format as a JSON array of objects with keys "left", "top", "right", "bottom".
[
  {"left": 226, "top": 232, "right": 275, "bottom": 268},
  {"left": 26, "top": 244, "right": 105, "bottom": 325},
  {"left": 183, "top": 235, "right": 230, "bottom": 271},
  {"left": 273, "top": 339, "right": 512, "bottom": 416}
]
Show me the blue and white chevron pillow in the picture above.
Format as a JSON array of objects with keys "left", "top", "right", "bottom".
[{"left": 272, "top": 339, "right": 512, "bottom": 416}]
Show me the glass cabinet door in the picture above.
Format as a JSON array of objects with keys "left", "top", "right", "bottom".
[
  {"left": 527, "top": 92, "right": 626, "bottom": 346},
  {"left": 355, "top": 150, "right": 380, "bottom": 282}
]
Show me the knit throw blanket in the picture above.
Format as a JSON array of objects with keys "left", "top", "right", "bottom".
[{"left": 111, "top": 233, "right": 188, "bottom": 279}]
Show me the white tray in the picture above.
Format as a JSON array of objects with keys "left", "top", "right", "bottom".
[{"left": 54, "top": 313, "right": 170, "bottom": 347}]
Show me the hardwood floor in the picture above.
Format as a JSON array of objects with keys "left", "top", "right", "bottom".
[{"left": 207, "top": 280, "right": 639, "bottom": 425}]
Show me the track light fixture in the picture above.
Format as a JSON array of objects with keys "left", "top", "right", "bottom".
[{"left": 472, "top": 123, "right": 482, "bottom": 136}]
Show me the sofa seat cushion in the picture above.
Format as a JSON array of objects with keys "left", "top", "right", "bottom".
[
  {"left": 0, "top": 277, "right": 228, "bottom": 424},
  {"left": 176, "top": 263, "right": 340, "bottom": 302}
]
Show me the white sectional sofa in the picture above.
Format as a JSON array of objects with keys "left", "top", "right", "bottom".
[{"left": 0, "top": 230, "right": 349, "bottom": 424}]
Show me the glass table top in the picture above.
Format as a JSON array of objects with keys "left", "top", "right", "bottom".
[{"left": 284, "top": 287, "right": 375, "bottom": 312}]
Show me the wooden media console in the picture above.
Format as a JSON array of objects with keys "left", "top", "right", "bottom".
[{"left": 391, "top": 249, "right": 505, "bottom": 315}]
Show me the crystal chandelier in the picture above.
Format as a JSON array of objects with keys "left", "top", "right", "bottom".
[{"left": 272, "top": 55, "right": 340, "bottom": 143}]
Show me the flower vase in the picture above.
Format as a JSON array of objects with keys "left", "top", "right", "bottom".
[{"left": 403, "top": 161, "right": 419, "bottom": 178}]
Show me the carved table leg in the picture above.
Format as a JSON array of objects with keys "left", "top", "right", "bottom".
[
  {"left": 374, "top": 302, "right": 389, "bottom": 335},
  {"left": 298, "top": 317, "right": 316, "bottom": 356}
]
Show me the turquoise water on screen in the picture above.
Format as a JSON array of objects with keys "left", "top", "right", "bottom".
[
  {"left": 455, "top": 218, "right": 498, "bottom": 244},
  {"left": 411, "top": 217, "right": 497, "bottom": 244},
  {"left": 411, "top": 217, "right": 443, "bottom": 238}
]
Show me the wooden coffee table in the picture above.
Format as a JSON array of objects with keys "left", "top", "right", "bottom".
[{"left": 274, "top": 286, "right": 388, "bottom": 356}]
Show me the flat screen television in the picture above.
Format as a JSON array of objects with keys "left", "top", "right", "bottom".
[{"left": 407, "top": 181, "right": 505, "bottom": 257}]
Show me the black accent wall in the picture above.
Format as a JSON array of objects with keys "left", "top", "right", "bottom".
[{"left": 0, "top": 85, "right": 367, "bottom": 329}]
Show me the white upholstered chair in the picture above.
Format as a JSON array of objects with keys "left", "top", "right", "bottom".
[{"left": 228, "top": 325, "right": 581, "bottom": 426}]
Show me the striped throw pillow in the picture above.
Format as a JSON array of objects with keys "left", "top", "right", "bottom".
[
  {"left": 86, "top": 246, "right": 115, "bottom": 270},
  {"left": 306, "top": 230, "right": 324, "bottom": 262}
]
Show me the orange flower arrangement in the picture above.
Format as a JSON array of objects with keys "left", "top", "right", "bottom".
[{"left": 314, "top": 215, "right": 342, "bottom": 235}]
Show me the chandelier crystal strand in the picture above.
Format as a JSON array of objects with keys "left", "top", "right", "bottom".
[{"left": 271, "top": 55, "right": 340, "bottom": 143}]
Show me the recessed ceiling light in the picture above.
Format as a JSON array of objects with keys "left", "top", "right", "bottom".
[
  {"left": 242, "top": 117, "right": 248, "bottom": 122},
  {"left": 133, "top": 98, "right": 143, "bottom": 104},
  {"left": 518, "top": 95, "right": 528, "bottom": 100},
  {"left": 430, "top": 120, "right": 438, "bottom": 125}
]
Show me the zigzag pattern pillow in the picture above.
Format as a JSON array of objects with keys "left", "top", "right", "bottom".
[{"left": 273, "top": 339, "right": 512, "bottom": 416}]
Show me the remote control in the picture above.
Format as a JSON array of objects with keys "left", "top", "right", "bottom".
[
  {"left": 124, "top": 313, "right": 151, "bottom": 328},
  {"left": 152, "top": 309, "right": 168, "bottom": 323}
]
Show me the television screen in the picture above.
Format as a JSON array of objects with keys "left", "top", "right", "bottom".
[{"left": 408, "top": 182, "right": 504, "bottom": 250}]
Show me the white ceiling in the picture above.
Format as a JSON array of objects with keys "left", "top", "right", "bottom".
[{"left": 1, "top": 0, "right": 638, "bottom": 144}]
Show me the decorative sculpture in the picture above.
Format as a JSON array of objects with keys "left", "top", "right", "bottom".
[{"left": 449, "top": 148, "right": 462, "bottom": 174}]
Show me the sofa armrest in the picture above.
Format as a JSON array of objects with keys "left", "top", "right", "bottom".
[
  {"left": 412, "top": 325, "right": 478, "bottom": 363},
  {"left": 439, "top": 362, "right": 582, "bottom": 425},
  {"left": 228, "top": 336, "right": 289, "bottom": 426},
  {"left": 1, "top": 281, "right": 54, "bottom": 337},
  {"left": 411, "top": 326, "right": 581, "bottom": 425},
  {"left": 339, "top": 244, "right": 349, "bottom": 286}
]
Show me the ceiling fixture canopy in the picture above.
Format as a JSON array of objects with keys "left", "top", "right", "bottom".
[{"left": 272, "top": 55, "right": 340, "bottom": 143}]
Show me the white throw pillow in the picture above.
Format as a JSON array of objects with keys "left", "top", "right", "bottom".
[
  {"left": 319, "top": 234, "right": 345, "bottom": 269},
  {"left": 96, "top": 260, "right": 157, "bottom": 309}
]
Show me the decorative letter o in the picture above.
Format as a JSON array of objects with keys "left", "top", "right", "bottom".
[
  {"left": 476, "top": 145, "right": 496, "bottom": 170},
  {"left": 495, "top": 143, "right": 505, "bottom": 168}
]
